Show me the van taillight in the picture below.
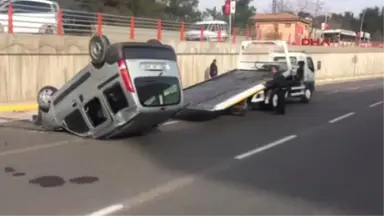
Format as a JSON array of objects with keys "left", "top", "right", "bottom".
[{"left": 117, "top": 60, "right": 134, "bottom": 92}]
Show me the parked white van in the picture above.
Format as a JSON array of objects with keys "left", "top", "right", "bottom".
[
  {"left": 185, "top": 20, "right": 229, "bottom": 42},
  {"left": 0, "top": 0, "right": 59, "bottom": 34}
]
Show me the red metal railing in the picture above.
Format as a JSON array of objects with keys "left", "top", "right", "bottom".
[{"left": 3, "top": 4, "right": 383, "bottom": 47}]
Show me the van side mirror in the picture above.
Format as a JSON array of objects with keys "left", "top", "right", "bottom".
[{"left": 317, "top": 61, "right": 321, "bottom": 70}]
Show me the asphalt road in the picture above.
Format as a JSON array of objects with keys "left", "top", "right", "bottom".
[{"left": 0, "top": 78, "right": 383, "bottom": 215}]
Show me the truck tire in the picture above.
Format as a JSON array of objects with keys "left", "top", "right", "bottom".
[
  {"left": 300, "top": 87, "right": 312, "bottom": 103},
  {"left": 271, "top": 92, "right": 280, "bottom": 110},
  {"left": 37, "top": 86, "right": 58, "bottom": 112},
  {"left": 229, "top": 101, "right": 248, "bottom": 116},
  {"left": 89, "top": 35, "right": 110, "bottom": 65}
]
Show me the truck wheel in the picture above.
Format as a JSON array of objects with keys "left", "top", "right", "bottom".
[
  {"left": 271, "top": 93, "right": 279, "bottom": 110},
  {"left": 229, "top": 101, "right": 248, "bottom": 116},
  {"left": 300, "top": 87, "right": 312, "bottom": 103},
  {"left": 89, "top": 35, "right": 110, "bottom": 65},
  {"left": 37, "top": 86, "right": 57, "bottom": 112}
]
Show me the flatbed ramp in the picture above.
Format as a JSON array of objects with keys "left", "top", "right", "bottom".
[{"left": 183, "top": 69, "right": 272, "bottom": 111}]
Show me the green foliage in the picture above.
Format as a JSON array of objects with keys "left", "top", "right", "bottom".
[{"left": 57, "top": 0, "right": 383, "bottom": 41}]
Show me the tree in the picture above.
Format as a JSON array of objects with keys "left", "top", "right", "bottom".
[
  {"left": 203, "top": 7, "right": 224, "bottom": 20},
  {"left": 233, "top": 0, "right": 257, "bottom": 28},
  {"left": 162, "top": 0, "right": 202, "bottom": 21}
]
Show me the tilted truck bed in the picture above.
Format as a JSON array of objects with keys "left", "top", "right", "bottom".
[{"left": 183, "top": 69, "right": 273, "bottom": 111}]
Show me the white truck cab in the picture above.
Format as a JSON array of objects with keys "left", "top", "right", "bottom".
[{"left": 238, "top": 40, "right": 321, "bottom": 109}]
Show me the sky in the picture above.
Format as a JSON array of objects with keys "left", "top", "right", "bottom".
[{"left": 198, "top": 0, "right": 384, "bottom": 15}]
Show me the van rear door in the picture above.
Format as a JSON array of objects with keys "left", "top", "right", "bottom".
[{"left": 121, "top": 45, "right": 182, "bottom": 108}]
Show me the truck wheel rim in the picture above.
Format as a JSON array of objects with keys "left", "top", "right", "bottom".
[
  {"left": 272, "top": 94, "right": 278, "bottom": 107},
  {"left": 305, "top": 89, "right": 311, "bottom": 99}
]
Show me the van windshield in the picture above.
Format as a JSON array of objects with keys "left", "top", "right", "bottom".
[{"left": 134, "top": 77, "right": 181, "bottom": 107}]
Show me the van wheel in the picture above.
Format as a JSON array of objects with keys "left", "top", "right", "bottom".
[
  {"left": 89, "top": 35, "right": 110, "bottom": 65},
  {"left": 300, "top": 88, "right": 312, "bottom": 103},
  {"left": 147, "top": 39, "right": 162, "bottom": 44},
  {"left": 37, "top": 86, "right": 57, "bottom": 112}
]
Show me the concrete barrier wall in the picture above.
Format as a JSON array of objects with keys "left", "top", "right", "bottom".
[
  {"left": 0, "top": 34, "right": 383, "bottom": 103},
  {"left": 94, "top": 25, "right": 249, "bottom": 43}
]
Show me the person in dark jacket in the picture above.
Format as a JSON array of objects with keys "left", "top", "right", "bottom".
[
  {"left": 296, "top": 61, "right": 305, "bottom": 83},
  {"left": 269, "top": 65, "right": 287, "bottom": 114},
  {"left": 209, "top": 59, "right": 218, "bottom": 78}
]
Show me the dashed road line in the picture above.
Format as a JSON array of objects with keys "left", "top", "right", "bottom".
[
  {"left": 162, "top": 120, "right": 179, "bottom": 126},
  {"left": 86, "top": 204, "right": 124, "bottom": 216},
  {"left": 0, "top": 139, "right": 81, "bottom": 157},
  {"left": 234, "top": 135, "right": 298, "bottom": 160},
  {"left": 369, "top": 101, "right": 383, "bottom": 108},
  {"left": 328, "top": 112, "right": 355, "bottom": 124}
]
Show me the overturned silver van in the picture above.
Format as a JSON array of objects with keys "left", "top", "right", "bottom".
[{"left": 33, "top": 36, "right": 184, "bottom": 139}]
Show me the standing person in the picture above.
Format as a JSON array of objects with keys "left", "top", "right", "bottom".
[
  {"left": 209, "top": 59, "right": 218, "bottom": 78},
  {"left": 270, "top": 65, "right": 287, "bottom": 114}
]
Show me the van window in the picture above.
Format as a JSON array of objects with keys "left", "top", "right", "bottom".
[
  {"left": 64, "top": 109, "right": 89, "bottom": 134},
  {"left": 123, "top": 46, "right": 177, "bottom": 61},
  {"left": 12, "top": 0, "right": 53, "bottom": 13},
  {"left": 103, "top": 83, "right": 129, "bottom": 113},
  {"left": 84, "top": 98, "right": 107, "bottom": 127},
  {"left": 134, "top": 77, "right": 181, "bottom": 107}
]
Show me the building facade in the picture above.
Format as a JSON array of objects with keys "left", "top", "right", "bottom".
[{"left": 250, "top": 13, "right": 312, "bottom": 44}]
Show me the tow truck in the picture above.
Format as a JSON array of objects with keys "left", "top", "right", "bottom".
[{"left": 178, "top": 40, "right": 321, "bottom": 116}]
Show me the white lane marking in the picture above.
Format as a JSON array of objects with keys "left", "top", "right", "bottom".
[
  {"left": 86, "top": 204, "right": 124, "bottom": 216},
  {"left": 0, "top": 139, "right": 81, "bottom": 157},
  {"left": 234, "top": 135, "right": 298, "bottom": 160},
  {"left": 324, "top": 90, "right": 339, "bottom": 95},
  {"left": 162, "top": 120, "right": 179, "bottom": 126},
  {"left": 0, "top": 119, "right": 8, "bottom": 123},
  {"left": 346, "top": 87, "right": 360, "bottom": 90},
  {"left": 369, "top": 101, "right": 383, "bottom": 108},
  {"left": 366, "top": 84, "right": 376, "bottom": 87},
  {"left": 328, "top": 112, "right": 355, "bottom": 124}
]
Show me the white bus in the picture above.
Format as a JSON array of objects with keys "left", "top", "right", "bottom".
[{"left": 322, "top": 29, "right": 356, "bottom": 46}]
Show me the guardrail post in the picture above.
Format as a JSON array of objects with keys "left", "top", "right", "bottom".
[
  {"left": 245, "top": 27, "right": 250, "bottom": 40},
  {"left": 180, "top": 22, "right": 184, "bottom": 41},
  {"left": 157, "top": 19, "right": 162, "bottom": 40},
  {"left": 7, "top": 3, "right": 13, "bottom": 33},
  {"left": 232, "top": 27, "right": 237, "bottom": 44},
  {"left": 130, "top": 17, "right": 135, "bottom": 40},
  {"left": 97, "top": 12, "right": 102, "bottom": 36},
  {"left": 57, "top": 8, "right": 63, "bottom": 35},
  {"left": 200, "top": 25, "right": 204, "bottom": 42},
  {"left": 218, "top": 27, "right": 221, "bottom": 42}
]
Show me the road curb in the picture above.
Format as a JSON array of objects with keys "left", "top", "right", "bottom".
[
  {"left": 0, "top": 104, "right": 38, "bottom": 113},
  {"left": 0, "top": 74, "right": 382, "bottom": 113}
]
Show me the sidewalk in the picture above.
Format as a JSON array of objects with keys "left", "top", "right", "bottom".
[
  {"left": 0, "top": 110, "right": 35, "bottom": 123},
  {"left": 0, "top": 101, "right": 37, "bottom": 113}
]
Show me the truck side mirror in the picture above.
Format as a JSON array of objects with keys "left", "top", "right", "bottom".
[{"left": 317, "top": 61, "right": 321, "bottom": 70}]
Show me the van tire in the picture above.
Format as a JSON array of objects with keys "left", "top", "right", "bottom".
[
  {"left": 37, "top": 86, "right": 58, "bottom": 112},
  {"left": 89, "top": 35, "right": 110, "bottom": 65},
  {"left": 147, "top": 39, "right": 161, "bottom": 44}
]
